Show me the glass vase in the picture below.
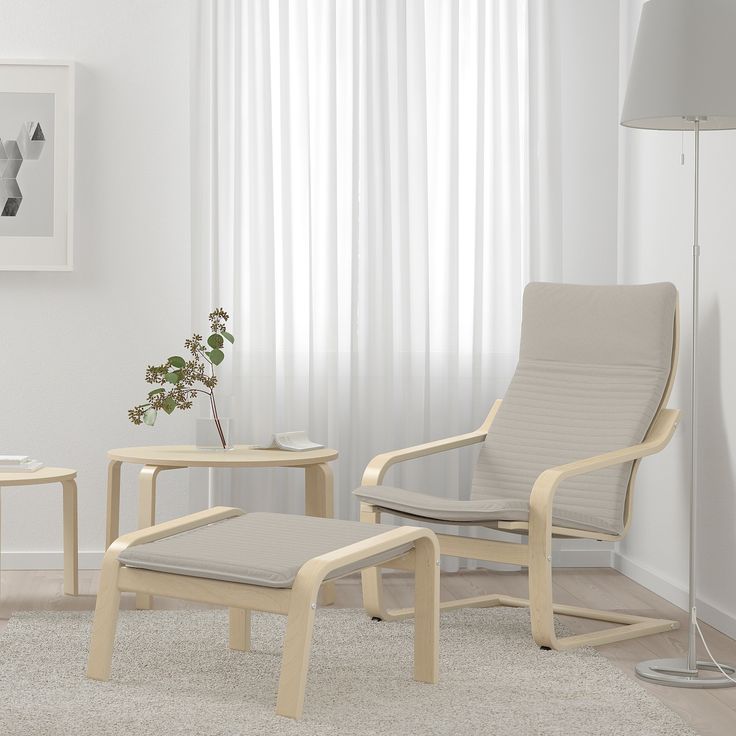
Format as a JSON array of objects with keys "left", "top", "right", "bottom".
[{"left": 195, "top": 417, "right": 231, "bottom": 450}]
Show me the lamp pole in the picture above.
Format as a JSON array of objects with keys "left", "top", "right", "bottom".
[
  {"left": 687, "top": 117, "right": 700, "bottom": 675},
  {"left": 635, "top": 119, "right": 735, "bottom": 687}
]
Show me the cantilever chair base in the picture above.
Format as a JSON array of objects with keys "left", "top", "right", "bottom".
[
  {"left": 358, "top": 401, "right": 681, "bottom": 651},
  {"left": 361, "top": 500, "right": 679, "bottom": 650},
  {"left": 87, "top": 507, "right": 440, "bottom": 720}
]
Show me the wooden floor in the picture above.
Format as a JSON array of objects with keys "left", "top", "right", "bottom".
[{"left": 1, "top": 567, "right": 735, "bottom": 736}]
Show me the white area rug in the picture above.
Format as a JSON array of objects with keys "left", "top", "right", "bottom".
[{"left": 0, "top": 608, "right": 696, "bottom": 736}]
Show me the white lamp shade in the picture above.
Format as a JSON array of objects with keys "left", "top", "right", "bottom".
[{"left": 621, "top": 0, "right": 736, "bottom": 130}]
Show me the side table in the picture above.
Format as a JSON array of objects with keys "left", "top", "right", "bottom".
[
  {"left": 105, "top": 445, "right": 338, "bottom": 609},
  {"left": 0, "top": 467, "right": 79, "bottom": 600}
]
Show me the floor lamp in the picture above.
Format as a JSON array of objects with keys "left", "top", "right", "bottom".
[{"left": 621, "top": 0, "right": 736, "bottom": 688}]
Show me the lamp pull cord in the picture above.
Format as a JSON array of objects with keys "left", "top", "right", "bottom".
[{"left": 694, "top": 613, "right": 736, "bottom": 685}]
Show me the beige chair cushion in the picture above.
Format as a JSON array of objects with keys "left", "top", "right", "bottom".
[
  {"left": 355, "top": 283, "right": 677, "bottom": 537},
  {"left": 118, "top": 512, "right": 412, "bottom": 588},
  {"left": 353, "top": 485, "right": 616, "bottom": 534},
  {"left": 471, "top": 282, "right": 676, "bottom": 535}
]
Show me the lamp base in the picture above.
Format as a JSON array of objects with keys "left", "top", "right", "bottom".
[{"left": 635, "top": 658, "right": 736, "bottom": 688}]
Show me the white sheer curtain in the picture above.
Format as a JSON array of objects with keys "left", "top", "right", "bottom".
[{"left": 191, "top": 0, "right": 553, "bottom": 534}]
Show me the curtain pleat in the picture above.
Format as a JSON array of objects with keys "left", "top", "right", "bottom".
[{"left": 193, "top": 1, "right": 537, "bottom": 557}]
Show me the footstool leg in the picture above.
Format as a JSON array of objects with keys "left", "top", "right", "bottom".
[
  {"left": 276, "top": 587, "right": 318, "bottom": 719},
  {"left": 229, "top": 608, "right": 251, "bottom": 651},
  {"left": 87, "top": 556, "right": 122, "bottom": 681},
  {"left": 413, "top": 535, "right": 440, "bottom": 684}
]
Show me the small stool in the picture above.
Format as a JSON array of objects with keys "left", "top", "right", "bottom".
[
  {"left": 0, "top": 467, "right": 78, "bottom": 601},
  {"left": 87, "top": 508, "right": 440, "bottom": 720}
]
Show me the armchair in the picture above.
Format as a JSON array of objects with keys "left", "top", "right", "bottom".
[{"left": 355, "top": 282, "right": 680, "bottom": 650}]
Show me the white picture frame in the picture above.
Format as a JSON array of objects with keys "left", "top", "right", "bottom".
[{"left": 0, "top": 60, "right": 74, "bottom": 271}]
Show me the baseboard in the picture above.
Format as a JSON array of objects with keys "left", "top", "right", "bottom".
[
  {"left": 0, "top": 551, "right": 103, "bottom": 570},
  {"left": 613, "top": 551, "right": 736, "bottom": 640},
  {"left": 552, "top": 548, "right": 613, "bottom": 568}
]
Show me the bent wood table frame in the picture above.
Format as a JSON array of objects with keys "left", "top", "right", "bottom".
[
  {"left": 87, "top": 507, "right": 440, "bottom": 720},
  {"left": 105, "top": 445, "right": 338, "bottom": 609},
  {"left": 0, "top": 467, "right": 78, "bottom": 600}
]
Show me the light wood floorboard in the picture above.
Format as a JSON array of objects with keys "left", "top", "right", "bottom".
[{"left": 1, "top": 567, "right": 734, "bottom": 735}]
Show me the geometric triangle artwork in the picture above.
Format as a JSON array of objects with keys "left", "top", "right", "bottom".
[{"left": 1, "top": 121, "right": 46, "bottom": 216}]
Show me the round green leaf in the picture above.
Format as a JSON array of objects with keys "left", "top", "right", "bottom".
[
  {"left": 222, "top": 331, "right": 235, "bottom": 344},
  {"left": 148, "top": 388, "right": 165, "bottom": 397},
  {"left": 162, "top": 397, "right": 177, "bottom": 415},
  {"left": 207, "top": 333, "right": 224, "bottom": 349},
  {"left": 208, "top": 348, "right": 224, "bottom": 365},
  {"left": 143, "top": 408, "right": 157, "bottom": 426},
  {"left": 168, "top": 355, "right": 186, "bottom": 368},
  {"left": 165, "top": 371, "right": 181, "bottom": 384}
]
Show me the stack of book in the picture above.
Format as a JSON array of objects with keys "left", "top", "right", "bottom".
[
  {"left": 0, "top": 455, "right": 44, "bottom": 473},
  {"left": 257, "top": 431, "right": 324, "bottom": 451}
]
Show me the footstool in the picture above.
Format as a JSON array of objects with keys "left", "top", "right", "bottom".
[{"left": 87, "top": 507, "right": 440, "bottom": 719}]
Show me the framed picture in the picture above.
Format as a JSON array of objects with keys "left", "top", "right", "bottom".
[{"left": 0, "top": 60, "right": 74, "bottom": 271}]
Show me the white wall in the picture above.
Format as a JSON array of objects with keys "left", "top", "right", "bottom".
[
  {"left": 617, "top": 0, "right": 736, "bottom": 638},
  {"left": 0, "top": 0, "right": 196, "bottom": 569}
]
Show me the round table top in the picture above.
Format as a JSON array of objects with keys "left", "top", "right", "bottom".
[
  {"left": 107, "top": 445, "right": 338, "bottom": 468},
  {"left": 0, "top": 467, "right": 76, "bottom": 485}
]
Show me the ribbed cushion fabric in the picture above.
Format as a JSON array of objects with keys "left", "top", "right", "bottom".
[
  {"left": 118, "top": 512, "right": 412, "bottom": 588},
  {"left": 470, "top": 282, "right": 676, "bottom": 535},
  {"left": 355, "top": 282, "right": 677, "bottom": 537}
]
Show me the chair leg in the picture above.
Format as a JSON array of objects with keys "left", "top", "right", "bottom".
[
  {"left": 527, "top": 512, "right": 559, "bottom": 649},
  {"left": 525, "top": 518, "right": 679, "bottom": 650},
  {"left": 359, "top": 503, "right": 388, "bottom": 619},
  {"left": 413, "top": 536, "right": 439, "bottom": 684},
  {"left": 87, "top": 558, "right": 122, "bottom": 681},
  {"left": 275, "top": 589, "right": 318, "bottom": 719},
  {"left": 229, "top": 608, "right": 251, "bottom": 651}
]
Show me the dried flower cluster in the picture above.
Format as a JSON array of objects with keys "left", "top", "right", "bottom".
[{"left": 129, "top": 309, "right": 234, "bottom": 448}]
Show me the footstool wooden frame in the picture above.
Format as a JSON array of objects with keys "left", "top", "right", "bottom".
[{"left": 87, "top": 507, "right": 440, "bottom": 720}]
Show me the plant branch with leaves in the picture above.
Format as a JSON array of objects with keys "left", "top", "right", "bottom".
[{"left": 129, "top": 308, "right": 235, "bottom": 449}]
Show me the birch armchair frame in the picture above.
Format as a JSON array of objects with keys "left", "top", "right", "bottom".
[
  {"left": 357, "top": 282, "right": 681, "bottom": 651},
  {"left": 87, "top": 507, "right": 440, "bottom": 719}
]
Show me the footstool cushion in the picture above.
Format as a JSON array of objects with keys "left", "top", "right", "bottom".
[{"left": 118, "top": 512, "right": 413, "bottom": 588}]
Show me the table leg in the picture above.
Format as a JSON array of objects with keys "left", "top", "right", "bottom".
[
  {"left": 105, "top": 460, "right": 122, "bottom": 549},
  {"left": 304, "top": 463, "right": 335, "bottom": 605},
  {"left": 136, "top": 465, "right": 161, "bottom": 609},
  {"left": 0, "top": 486, "right": 3, "bottom": 606},
  {"left": 61, "top": 479, "right": 79, "bottom": 596}
]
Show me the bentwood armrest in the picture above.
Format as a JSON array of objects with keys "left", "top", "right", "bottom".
[
  {"left": 104, "top": 506, "right": 244, "bottom": 559},
  {"left": 529, "top": 408, "right": 680, "bottom": 519},
  {"left": 361, "top": 400, "right": 502, "bottom": 486},
  {"left": 293, "top": 526, "right": 440, "bottom": 590}
]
